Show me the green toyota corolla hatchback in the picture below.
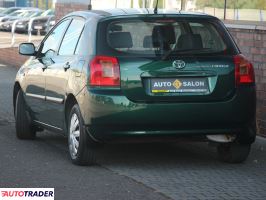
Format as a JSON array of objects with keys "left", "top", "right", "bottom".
[{"left": 14, "top": 9, "right": 256, "bottom": 165}]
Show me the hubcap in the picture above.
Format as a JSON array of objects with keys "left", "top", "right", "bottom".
[{"left": 69, "top": 113, "right": 80, "bottom": 159}]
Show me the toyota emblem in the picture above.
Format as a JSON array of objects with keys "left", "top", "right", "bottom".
[{"left": 173, "top": 60, "right": 186, "bottom": 69}]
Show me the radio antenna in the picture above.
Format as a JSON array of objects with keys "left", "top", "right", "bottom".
[{"left": 154, "top": 0, "right": 159, "bottom": 14}]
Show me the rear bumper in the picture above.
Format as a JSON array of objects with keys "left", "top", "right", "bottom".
[
  {"left": 78, "top": 86, "right": 256, "bottom": 142},
  {"left": 15, "top": 26, "right": 27, "bottom": 32},
  {"left": 86, "top": 126, "right": 253, "bottom": 143},
  {"left": 31, "top": 29, "right": 46, "bottom": 35}
]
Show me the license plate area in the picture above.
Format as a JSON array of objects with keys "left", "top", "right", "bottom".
[
  {"left": 150, "top": 77, "right": 209, "bottom": 93},
  {"left": 34, "top": 25, "right": 43, "bottom": 30}
]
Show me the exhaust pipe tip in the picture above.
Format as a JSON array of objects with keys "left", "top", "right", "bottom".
[{"left": 207, "top": 134, "right": 236, "bottom": 143}]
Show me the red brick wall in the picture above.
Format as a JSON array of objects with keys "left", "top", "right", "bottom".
[
  {"left": 228, "top": 27, "right": 266, "bottom": 137},
  {"left": 0, "top": 47, "right": 28, "bottom": 68},
  {"left": 55, "top": 3, "right": 88, "bottom": 22}
]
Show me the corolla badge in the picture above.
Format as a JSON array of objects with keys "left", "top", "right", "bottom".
[{"left": 173, "top": 60, "right": 186, "bottom": 69}]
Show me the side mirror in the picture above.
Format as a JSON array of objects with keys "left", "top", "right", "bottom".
[{"left": 19, "top": 43, "right": 36, "bottom": 56}]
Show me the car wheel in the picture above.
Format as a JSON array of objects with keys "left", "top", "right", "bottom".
[
  {"left": 217, "top": 142, "right": 251, "bottom": 163},
  {"left": 15, "top": 89, "right": 36, "bottom": 139},
  {"left": 68, "top": 104, "right": 96, "bottom": 166}
]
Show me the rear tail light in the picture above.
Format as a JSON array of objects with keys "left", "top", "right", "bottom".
[
  {"left": 90, "top": 56, "right": 120, "bottom": 87},
  {"left": 234, "top": 54, "right": 255, "bottom": 86}
]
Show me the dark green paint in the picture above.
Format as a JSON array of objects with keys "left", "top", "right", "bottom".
[{"left": 15, "top": 10, "right": 256, "bottom": 144}]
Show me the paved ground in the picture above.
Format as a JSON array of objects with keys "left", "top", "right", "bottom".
[{"left": 0, "top": 64, "right": 266, "bottom": 200}]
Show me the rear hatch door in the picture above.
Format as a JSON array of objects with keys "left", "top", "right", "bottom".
[
  {"left": 119, "top": 55, "right": 235, "bottom": 103},
  {"left": 97, "top": 16, "right": 238, "bottom": 103}
]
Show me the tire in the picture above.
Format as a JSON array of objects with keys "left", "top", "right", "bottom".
[
  {"left": 217, "top": 142, "right": 251, "bottom": 164},
  {"left": 67, "top": 104, "right": 96, "bottom": 166},
  {"left": 15, "top": 90, "right": 36, "bottom": 139}
]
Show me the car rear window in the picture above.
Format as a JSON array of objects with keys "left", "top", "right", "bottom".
[{"left": 97, "top": 17, "right": 235, "bottom": 57}]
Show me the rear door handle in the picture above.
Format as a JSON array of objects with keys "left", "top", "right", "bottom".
[{"left": 63, "top": 62, "right": 70, "bottom": 71}]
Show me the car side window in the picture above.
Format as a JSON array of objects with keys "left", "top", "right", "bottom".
[
  {"left": 58, "top": 18, "right": 85, "bottom": 56},
  {"left": 41, "top": 19, "right": 70, "bottom": 56}
]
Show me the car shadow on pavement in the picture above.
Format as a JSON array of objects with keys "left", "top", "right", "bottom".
[
  {"left": 30, "top": 130, "right": 265, "bottom": 169},
  {"left": 36, "top": 131, "right": 219, "bottom": 166},
  {"left": 96, "top": 142, "right": 221, "bottom": 167},
  {"left": 36, "top": 131, "right": 265, "bottom": 168}
]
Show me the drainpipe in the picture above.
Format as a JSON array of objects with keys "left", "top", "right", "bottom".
[
  {"left": 88, "top": 0, "right": 92, "bottom": 10},
  {"left": 181, "top": 0, "right": 186, "bottom": 10},
  {"left": 224, "top": 0, "right": 227, "bottom": 20}
]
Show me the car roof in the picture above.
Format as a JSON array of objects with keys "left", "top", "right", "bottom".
[
  {"left": 65, "top": 8, "right": 216, "bottom": 20},
  {"left": 12, "top": 8, "right": 40, "bottom": 12},
  {"left": 13, "top": 10, "right": 27, "bottom": 13}
]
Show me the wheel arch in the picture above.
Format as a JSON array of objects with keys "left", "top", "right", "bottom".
[
  {"left": 13, "top": 81, "right": 21, "bottom": 114},
  {"left": 64, "top": 93, "right": 78, "bottom": 129}
]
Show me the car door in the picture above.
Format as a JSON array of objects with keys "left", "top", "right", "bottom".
[
  {"left": 25, "top": 18, "right": 71, "bottom": 124},
  {"left": 44, "top": 17, "right": 85, "bottom": 129},
  {"left": 24, "top": 58, "right": 46, "bottom": 123}
]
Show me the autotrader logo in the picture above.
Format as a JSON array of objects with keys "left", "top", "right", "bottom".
[
  {"left": 0, "top": 188, "right": 54, "bottom": 200},
  {"left": 173, "top": 60, "right": 186, "bottom": 69}
]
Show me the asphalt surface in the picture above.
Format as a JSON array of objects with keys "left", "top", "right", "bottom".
[{"left": 0, "top": 64, "right": 266, "bottom": 200}]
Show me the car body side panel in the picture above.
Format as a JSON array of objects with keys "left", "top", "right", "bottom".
[
  {"left": 68, "top": 16, "right": 99, "bottom": 125},
  {"left": 22, "top": 58, "right": 47, "bottom": 123},
  {"left": 66, "top": 57, "right": 88, "bottom": 98},
  {"left": 44, "top": 56, "right": 70, "bottom": 129}
]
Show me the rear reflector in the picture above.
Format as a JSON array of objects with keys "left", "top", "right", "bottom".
[
  {"left": 90, "top": 56, "right": 120, "bottom": 87},
  {"left": 234, "top": 54, "right": 255, "bottom": 86}
]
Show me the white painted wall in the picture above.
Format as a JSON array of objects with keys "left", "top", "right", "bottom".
[
  {"left": 55, "top": 0, "right": 184, "bottom": 10},
  {"left": 91, "top": 0, "right": 131, "bottom": 9},
  {"left": 56, "top": 0, "right": 88, "bottom": 3}
]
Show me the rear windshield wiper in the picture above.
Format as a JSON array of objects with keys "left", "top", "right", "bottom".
[{"left": 162, "top": 48, "right": 213, "bottom": 60}]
